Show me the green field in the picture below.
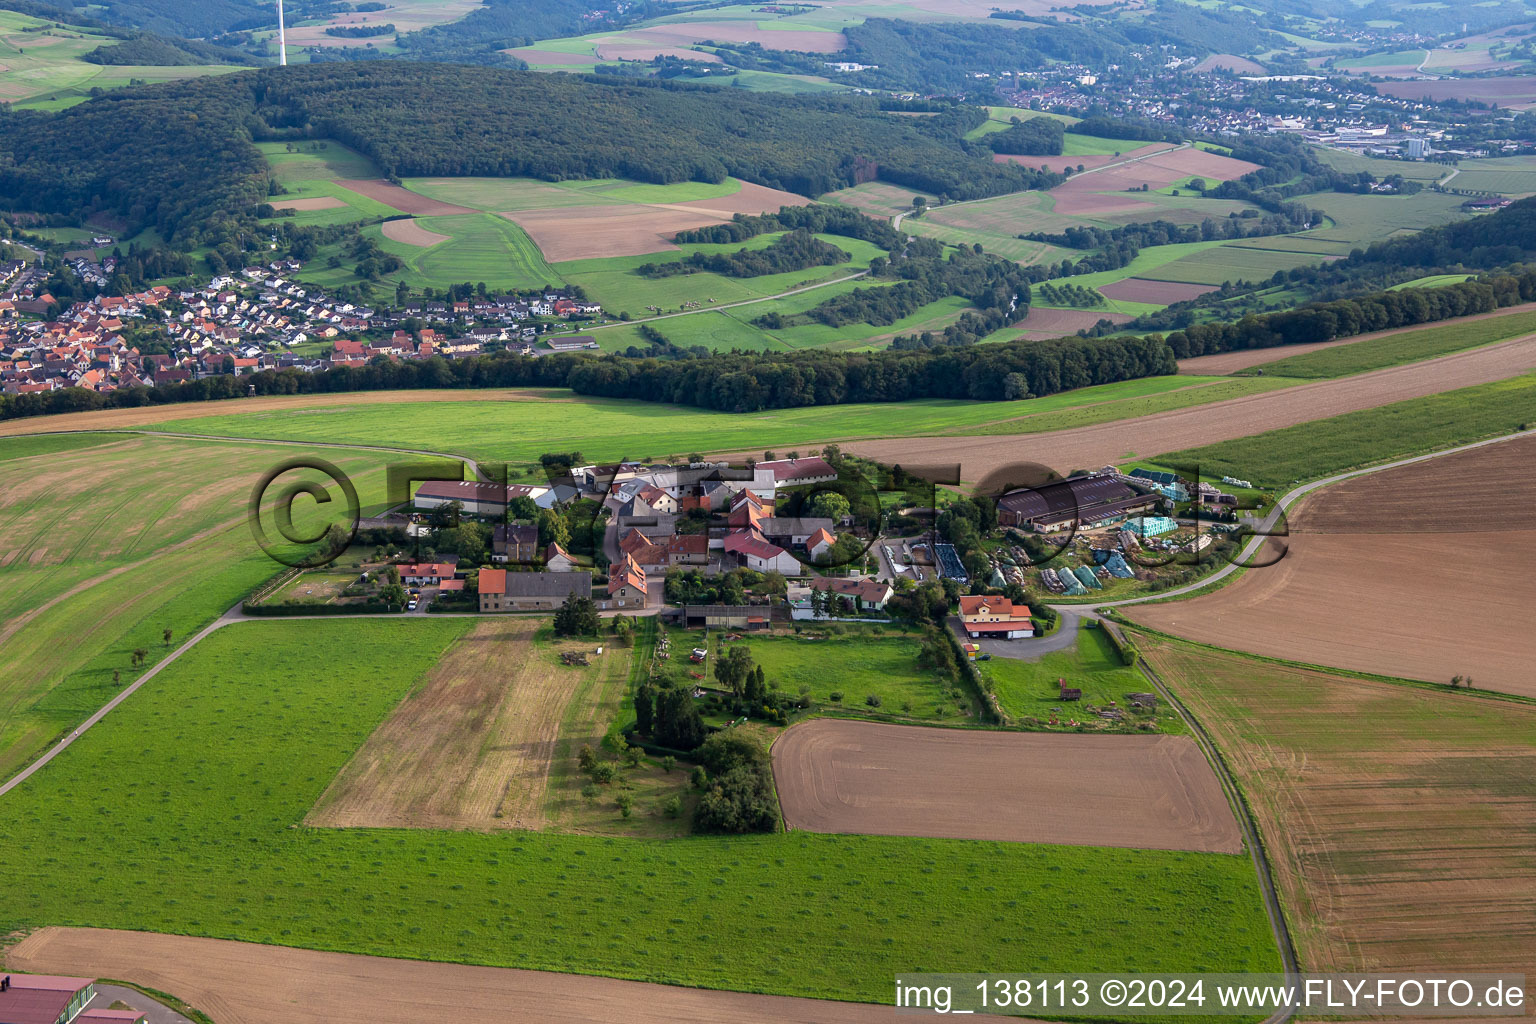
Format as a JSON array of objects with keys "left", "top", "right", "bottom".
[
  {"left": 1057, "top": 240, "right": 1232, "bottom": 292},
  {"left": 1388, "top": 273, "right": 1475, "bottom": 290},
  {"left": 1152, "top": 372, "right": 1536, "bottom": 486},
  {"left": 725, "top": 630, "right": 972, "bottom": 720},
  {"left": 394, "top": 213, "right": 561, "bottom": 291},
  {"left": 1061, "top": 132, "right": 1132, "bottom": 156},
  {"left": 0, "top": 617, "right": 1281, "bottom": 1000},
  {"left": 405, "top": 175, "right": 749, "bottom": 211},
  {"left": 140, "top": 375, "right": 1278, "bottom": 464},
  {"left": 0, "top": 10, "right": 241, "bottom": 108},
  {"left": 1243, "top": 307, "right": 1536, "bottom": 379},
  {"left": 1138, "top": 244, "right": 1328, "bottom": 286},
  {"left": 259, "top": 140, "right": 382, "bottom": 182},
  {"left": 1291, "top": 190, "right": 1471, "bottom": 247},
  {"left": 1434, "top": 155, "right": 1536, "bottom": 196},
  {"left": 1312, "top": 148, "right": 1450, "bottom": 183},
  {"left": 0, "top": 434, "right": 399, "bottom": 777},
  {"left": 556, "top": 232, "right": 883, "bottom": 316},
  {"left": 979, "top": 628, "right": 1178, "bottom": 728}
]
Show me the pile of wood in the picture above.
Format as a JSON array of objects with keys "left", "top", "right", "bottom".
[{"left": 560, "top": 651, "right": 590, "bottom": 667}]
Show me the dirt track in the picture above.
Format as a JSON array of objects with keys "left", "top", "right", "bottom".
[
  {"left": 772, "top": 719, "right": 1241, "bottom": 852},
  {"left": 3, "top": 928, "right": 925, "bottom": 1024},
  {"left": 0, "top": 389, "right": 571, "bottom": 437},
  {"left": 1127, "top": 433, "right": 1536, "bottom": 694},
  {"left": 846, "top": 333, "right": 1536, "bottom": 479}
]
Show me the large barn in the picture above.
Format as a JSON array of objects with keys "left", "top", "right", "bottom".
[{"left": 997, "top": 474, "right": 1158, "bottom": 533}]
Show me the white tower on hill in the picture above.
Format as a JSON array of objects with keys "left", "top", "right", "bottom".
[{"left": 276, "top": 0, "right": 288, "bottom": 65}]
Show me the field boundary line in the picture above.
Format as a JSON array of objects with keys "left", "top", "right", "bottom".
[
  {"left": 585, "top": 270, "right": 868, "bottom": 331},
  {"left": 1114, "top": 623, "right": 1301, "bottom": 1024},
  {"left": 1073, "top": 426, "right": 1536, "bottom": 611}
]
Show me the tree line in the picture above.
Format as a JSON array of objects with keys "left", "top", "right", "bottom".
[
  {"left": 672, "top": 204, "right": 906, "bottom": 249},
  {"left": 1162, "top": 272, "right": 1532, "bottom": 359},
  {"left": 636, "top": 229, "right": 848, "bottom": 279},
  {"left": 767, "top": 238, "right": 1032, "bottom": 330}
]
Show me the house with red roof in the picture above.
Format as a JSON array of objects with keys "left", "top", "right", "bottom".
[{"left": 957, "top": 595, "right": 1034, "bottom": 639}]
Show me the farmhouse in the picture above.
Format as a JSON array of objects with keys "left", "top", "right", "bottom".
[
  {"left": 759, "top": 516, "right": 837, "bottom": 548},
  {"left": 607, "top": 554, "right": 648, "bottom": 607},
  {"left": 491, "top": 523, "right": 539, "bottom": 563},
  {"left": 758, "top": 456, "right": 837, "bottom": 487},
  {"left": 414, "top": 480, "right": 555, "bottom": 515},
  {"left": 398, "top": 562, "right": 457, "bottom": 585},
  {"left": 997, "top": 474, "right": 1158, "bottom": 533},
  {"left": 476, "top": 569, "right": 592, "bottom": 612},
  {"left": 958, "top": 595, "right": 1034, "bottom": 638},
  {"left": 723, "top": 531, "right": 801, "bottom": 574},
  {"left": 812, "top": 576, "right": 892, "bottom": 609}
]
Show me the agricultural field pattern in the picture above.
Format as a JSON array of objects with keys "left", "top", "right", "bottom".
[{"left": 4, "top": 2, "right": 1536, "bottom": 1021}]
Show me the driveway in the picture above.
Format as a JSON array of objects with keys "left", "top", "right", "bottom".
[
  {"left": 90, "top": 984, "right": 193, "bottom": 1024},
  {"left": 948, "top": 611, "right": 1081, "bottom": 661}
]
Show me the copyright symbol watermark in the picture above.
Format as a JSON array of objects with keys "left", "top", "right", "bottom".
[{"left": 247, "top": 457, "right": 361, "bottom": 569}]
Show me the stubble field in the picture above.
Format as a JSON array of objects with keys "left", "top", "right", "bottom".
[
  {"left": 773, "top": 719, "right": 1242, "bottom": 852},
  {"left": 1138, "top": 636, "right": 1536, "bottom": 984},
  {"left": 1127, "top": 433, "right": 1536, "bottom": 694},
  {"left": 308, "top": 619, "right": 632, "bottom": 831}
]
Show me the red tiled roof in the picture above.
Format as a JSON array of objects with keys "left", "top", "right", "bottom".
[{"left": 478, "top": 568, "right": 507, "bottom": 595}]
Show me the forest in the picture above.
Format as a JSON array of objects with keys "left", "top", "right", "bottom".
[
  {"left": 771, "top": 238, "right": 1032, "bottom": 330},
  {"left": 986, "top": 117, "right": 1065, "bottom": 156},
  {"left": 1162, "top": 272, "right": 1534, "bottom": 359},
  {"left": 0, "top": 64, "right": 1055, "bottom": 253},
  {"left": 0, "top": 329, "right": 1174, "bottom": 421},
  {"left": 637, "top": 230, "right": 848, "bottom": 279}
]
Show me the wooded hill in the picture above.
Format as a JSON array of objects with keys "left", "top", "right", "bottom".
[{"left": 0, "top": 63, "right": 1058, "bottom": 250}]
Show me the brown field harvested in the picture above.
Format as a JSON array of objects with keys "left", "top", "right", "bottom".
[
  {"left": 1136, "top": 637, "right": 1536, "bottom": 984},
  {"left": 1374, "top": 77, "right": 1536, "bottom": 109},
  {"left": 622, "top": 22, "right": 846, "bottom": 52},
  {"left": 1049, "top": 190, "right": 1160, "bottom": 216},
  {"left": 338, "top": 180, "right": 476, "bottom": 217},
  {"left": 309, "top": 619, "right": 628, "bottom": 830},
  {"left": 845, "top": 332, "right": 1536, "bottom": 480},
  {"left": 1127, "top": 434, "right": 1536, "bottom": 695},
  {"left": 381, "top": 218, "right": 452, "bottom": 247},
  {"left": 994, "top": 150, "right": 1127, "bottom": 174},
  {"left": 269, "top": 196, "right": 347, "bottom": 212},
  {"left": 1193, "top": 53, "right": 1266, "bottom": 75},
  {"left": 773, "top": 719, "right": 1241, "bottom": 852},
  {"left": 1050, "top": 147, "right": 1260, "bottom": 202},
  {"left": 505, "top": 182, "right": 810, "bottom": 260},
  {"left": 0, "top": 388, "right": 573, "bottom": 438},
  {"left": 4, "top": 928, "right": 912, "bottom": 1024},
  {"left": 506, "top": 47, "right": 599, "bottom": 65},
  {"left": 595, "top": 41, "right": 722, "bottom": 61},
  {"left": 287, "top": 0, "right": 479, "bottom": 44},
  {"left": 920, "top": 190, "right": 1082, "bottom": 234},
  {"left": 1011, "top": 306, "right": 1129, "bottom": 340},
  {"left": 1100, "top": 278, "right": 1217, "bottom": 304}
]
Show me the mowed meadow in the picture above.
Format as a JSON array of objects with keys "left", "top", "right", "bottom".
[
  {"left": 100, "top": 374, "right": 1287, "bottom": 466},
  {"left": 0, "top": 432, "right": 399, "bottom": 776},
  {"left": 0, "top": 617, "right": 1282, "bottom": 1003}
]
